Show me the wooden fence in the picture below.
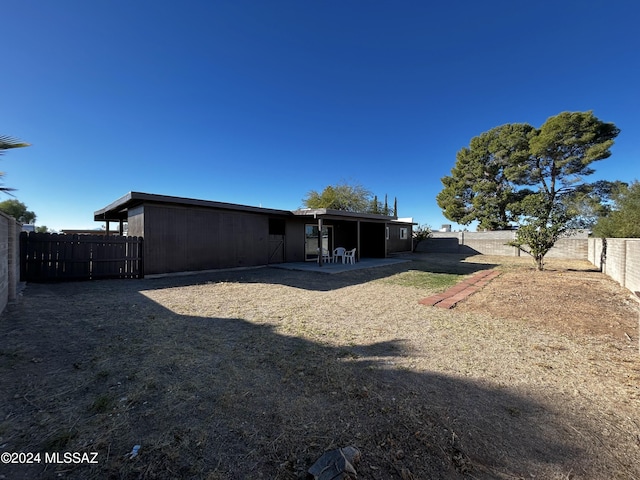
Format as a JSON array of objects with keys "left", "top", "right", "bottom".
[{"left": 20, "top": 232, "right": 143, "bottom": 281}]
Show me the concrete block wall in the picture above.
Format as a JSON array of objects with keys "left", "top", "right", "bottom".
[
  {"left": 419, "top": 230, "right": 588, "bottom": 259},
  {"left": 0, "top": 214, "right": 8, "bottom": 313},
  {"left": 605, "top": 239, "right": 628, "bottom": 287},
  {"left": 0, "top": 212, "right": 21, "bottom": 314},
  {"left": 419, "top": 233, "right": 463, "bottom": 253},
  {"left": 462, "top": 231, "right": 520, "bottom": 256},
  {"left": 8, "top": 219, "right": 18, "bottom": 302},
  {"left": 422, "top": 231, "right": 519, "bottom": 255},
  {"left": 626, "top": 241, "right": 640, "bottom": 295},
  {"left": 546, "top": 238, "right": 589, "bottom": 259},
  {"left": 589, "top": 237, "right": 640, "bottom": 295},
  {"left": 588, "top": 237, "right": 604, "bottom": 269}
]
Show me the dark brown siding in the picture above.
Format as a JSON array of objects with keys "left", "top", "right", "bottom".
[
  {"left": 284, "top": 220, "right": 305, "bottom": 262},
  {"left": 142, "top": 203, "right": 273, "bottom": 274},
  {"left": 127, "top": 206, "right": 145, "bottom": 237},
  {"left": 386, "top": 224, "right": 413, "bottom": 253}
]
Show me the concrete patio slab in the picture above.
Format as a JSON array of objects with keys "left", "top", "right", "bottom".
[{"left": 270, "top": 257, "right": 410, "bottom": 274}]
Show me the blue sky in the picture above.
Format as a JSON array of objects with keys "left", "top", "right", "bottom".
[{"left": 2, "top": 1, "right": 639, "bottom": 231}]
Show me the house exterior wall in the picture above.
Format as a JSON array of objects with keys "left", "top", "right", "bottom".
[
  {"left": 96, "top": 193, "right": 417, "bottom": 274},
  {"left": 386, "top": 223, "right": 413, "bottom": 254},
  {"left": 280, "top": 217, "right": 412, "bottom": 261},
  {"left": 141, "top": 203, "right": 275, "bottom": 275},
  {"left": 127, "top": 206, "right": 145, "bottom": 237},
  {"left": 284, "top": 220, "right": 305, "bottom": 263}
]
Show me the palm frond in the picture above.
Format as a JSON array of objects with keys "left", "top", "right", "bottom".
[{"left": 0, "top": 135, "right": 30, "bottom": 154}]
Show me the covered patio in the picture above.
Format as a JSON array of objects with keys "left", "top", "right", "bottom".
[
  {"left": 291, "top": 207, "right": 414, "bottom": 265},
  {"left": 270, "top": 257, "right": 410, "bottom": 274}
]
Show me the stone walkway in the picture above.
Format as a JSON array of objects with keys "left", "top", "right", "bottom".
[{"left": 419, "top": 269, "right": 501, "bottom": 309}]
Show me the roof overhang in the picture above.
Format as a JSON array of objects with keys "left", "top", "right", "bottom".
[
  {"left": 291, "top": 208, "right": 411, "bottom": 224},
  {"left": 94, "top": 192, "right": 416, "bottom": 225},
  {"left": 94, "top": 192, "right": 293, "bottom": 222}
]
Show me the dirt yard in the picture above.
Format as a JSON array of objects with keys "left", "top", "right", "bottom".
[{"left": 0, "top": 253, "right": 638, "bottom": 479}]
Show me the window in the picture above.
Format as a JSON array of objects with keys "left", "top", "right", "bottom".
[
  {"left": 386, "top": 227, "right": 389, "bottom": 240},
  {"left": 269, "top": 218, "right": 286, "bottom": 235},
  {"left": 304, "top": 224, "right": 333, "bottom": 261},
  {"left": 400, "top": 227, "right": 408, "bottom": 240}
]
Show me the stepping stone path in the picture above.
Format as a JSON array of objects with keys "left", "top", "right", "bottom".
[{"left": 419, "top": 269, "right": 501, "bottom": 309}]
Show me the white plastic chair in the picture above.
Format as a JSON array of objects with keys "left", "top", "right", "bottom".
[
  {"left": 320, "top": 248, "right": 332, "bottom": 263},
  {"left": 344, "top": 248, "right": 356, "bottom": 264},
  {"left": 332, "top": 247, "right": 346, "bottom": 263}
]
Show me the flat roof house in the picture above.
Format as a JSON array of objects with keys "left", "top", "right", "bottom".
[{"left": 95, "top": 192, "right": 414, "bottom": 276}]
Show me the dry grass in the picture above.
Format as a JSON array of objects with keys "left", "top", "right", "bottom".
[{"left": 0, "top": 253, "right": 638, "bottom": 479}]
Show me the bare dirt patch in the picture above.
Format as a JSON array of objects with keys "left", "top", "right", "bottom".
[
  {"left": 456, "top": 255, "right": 638, "bottom": 339},
  {"left": 0, "top": 253, "right": 638, "bottom": 479}
]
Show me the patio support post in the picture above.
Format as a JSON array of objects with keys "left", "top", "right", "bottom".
[
  {"left": 119, "top": 219, "right": 124, "bottom": 236},
  {"left": 357, "top": 220, "right": 361, "bottom": 262},
  {"left": 317, "top": 217, "right": 323, "bottom": 267},
  {"left": 106, "top": 221, "right": 110, "bottom": 236}
]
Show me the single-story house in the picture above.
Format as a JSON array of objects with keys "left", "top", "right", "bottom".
[{"left": 94, "top": 192, "right": 414, "bottom": 275}]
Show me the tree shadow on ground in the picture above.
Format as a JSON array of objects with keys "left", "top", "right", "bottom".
[{"left": 0, "top": 279, "right": 605, "bottom": 479}]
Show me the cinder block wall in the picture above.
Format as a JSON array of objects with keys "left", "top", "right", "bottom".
[
  {"left": 0, "top": 212, "right": 21, "bottom": 315},
  {"left": 0, "top": 214, "right": 8, "bottom": 312},
  {"left": 605, "top": 239, "right": 628, "bottom": 286},
  {"left": 462, "top": 231, "right": 520, "bottom": 256},
  {"left": 546, "top": 238, "right": 589, "bottom": 259},
  {"left": 626, "top": 241, "right": 640, "bottom": 295},
  {"left": 589, "top": 238, "right": 640, "bottom": 295},
  {"left": 588, "top": 237, "right": 604, "bottom": 269},
  {"left": 418, "top": 230, "right": 588, "bottom": 259}
]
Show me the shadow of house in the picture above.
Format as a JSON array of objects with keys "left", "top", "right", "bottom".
[
  {"left": 0, "top": 275, "right": 610, "bottom": 479},
  {"left": 94, "top": 192, "right": 415, "bottom": 276},
  {"left": 131, "top": 253, "right": 498, "bottom": 293}
]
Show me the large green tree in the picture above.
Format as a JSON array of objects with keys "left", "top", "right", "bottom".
[
  {"left": 302, "top": 182, "right": 397, "bottom": 215},
  {"left": 511, "top": 112, "right": 619, "bottom": 269},
  {"left": 437, "top": 111, "right": 620, "bottom": 270},
  {"left": 436, "top": 123, "right": 535, "bottom": 230},
  {"left": 563, "top": 180, "right": 627, "bottom": 230},
  {"left": 303, "top": 182, "right": 372, "bottom": 212},
  {"left": 591, "top": 181, "right": 640, "bottom": 238},
  {"left": 0, "top": 199, "right": 36, "bottom": 224},
  {"left": 0, "top": 135, "right": 29, "bottom": 193}
]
